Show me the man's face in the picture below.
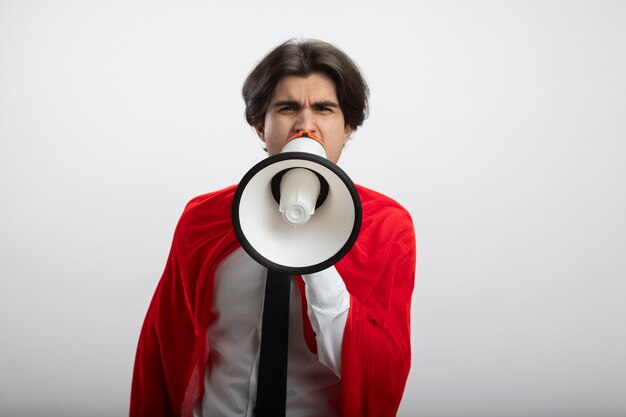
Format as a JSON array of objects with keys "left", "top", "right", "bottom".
[{"left": 255, "top": 73, "right": 353, "bottom": 164}]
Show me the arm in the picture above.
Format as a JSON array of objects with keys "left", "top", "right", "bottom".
[
  {"left": 338, "top": 209, "right": 416, "bottom": 416},
  {"left": 130, "top": 188, "right": 240, "bottom": 417},
  {"left": 302, "top": 266, "right": 350, "bottom": 377},
  {"left": 130, "top": 254, "right": 193, "bottom": 417}
]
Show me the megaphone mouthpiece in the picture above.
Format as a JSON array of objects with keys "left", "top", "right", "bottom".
[
  {"left": 282, "top": 132, "right": 327, "bottom": 158},
  {"left": 288, "top": 130, "right": 322, "bottom": 142}
]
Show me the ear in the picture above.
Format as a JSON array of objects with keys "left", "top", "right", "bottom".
[
  {"left": 255, "top": 122, "right": 265, "bottom": 141},
  {"left": 343, "top": 124, "right": 353, "bottom": 144}
]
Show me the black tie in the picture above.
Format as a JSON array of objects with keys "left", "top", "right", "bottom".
[{"left": 254, "top": 269, "right": 292, "bottom": 417}]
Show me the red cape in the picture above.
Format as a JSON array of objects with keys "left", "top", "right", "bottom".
[{"left": 130, "top": 184, "right": 416, "bottom": 416}]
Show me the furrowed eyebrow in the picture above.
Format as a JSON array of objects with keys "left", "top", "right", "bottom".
[
  {"left": 271, "top": 100, "right": 300, "bottom": 109},
  {"left": 270, "top": 100, "right": 340, "bottom": 109},
  {"left": 312, "top": 101, "right": 339, "bottom": 109}
]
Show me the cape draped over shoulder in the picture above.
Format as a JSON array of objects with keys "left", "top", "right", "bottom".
[{"left": 130, "top": 184, "right": 416, "bottom": 417}]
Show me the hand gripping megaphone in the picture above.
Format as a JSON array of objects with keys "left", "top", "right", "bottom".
[{"left": 231, "top": 131, "right": 362, "bottom": 275}]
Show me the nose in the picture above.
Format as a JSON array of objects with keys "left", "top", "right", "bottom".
[{"left": 294, "top": 108, "right": 316, "bottom": 135}]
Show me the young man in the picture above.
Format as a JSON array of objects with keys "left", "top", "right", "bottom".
[{"left": 131, "top": 39, "right": 416, "bottom": 417}]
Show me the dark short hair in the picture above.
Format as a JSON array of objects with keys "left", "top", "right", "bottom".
[{"left": 242, "top": 39, "right": 369, "bottom": 131}]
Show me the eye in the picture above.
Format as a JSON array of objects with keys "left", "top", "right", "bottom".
[
  {"left": 278, "top": 105, "right": 297, "bottom": 113},
  {"left": 314, "top": 104, "right": 335, "bottom": 114}
]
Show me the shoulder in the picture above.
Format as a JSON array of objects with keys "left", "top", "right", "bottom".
[
  {"left": 174, "top": 185, "right": 237, "bottom": 238},
  {"left": 356, "top": 184, "right": 409, "bottom": 211},
  {"left": 355, "top": 184, "right": 414, "bottom": 237},
  {"left": 338, "top": 185, "right": 416, "bottom": 300},
  {"left": 184, "top": 185, "right": 237, "bottom": 215}
]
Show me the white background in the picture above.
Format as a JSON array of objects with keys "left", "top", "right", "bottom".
[{"left": 1, "top": 1, "right": 625, "bottom": 416}]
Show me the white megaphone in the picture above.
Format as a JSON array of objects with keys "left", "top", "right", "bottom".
[{"left": 232, "top": 130, "right": 362, "bottom": 275}]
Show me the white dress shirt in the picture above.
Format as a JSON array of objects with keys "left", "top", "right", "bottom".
[{"left": 193, "top": 247, "right": 350, "bottom": 417}]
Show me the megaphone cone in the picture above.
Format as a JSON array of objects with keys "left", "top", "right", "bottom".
[{"left": 232, "top": 132, "right": 362, "bottom": 275}]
